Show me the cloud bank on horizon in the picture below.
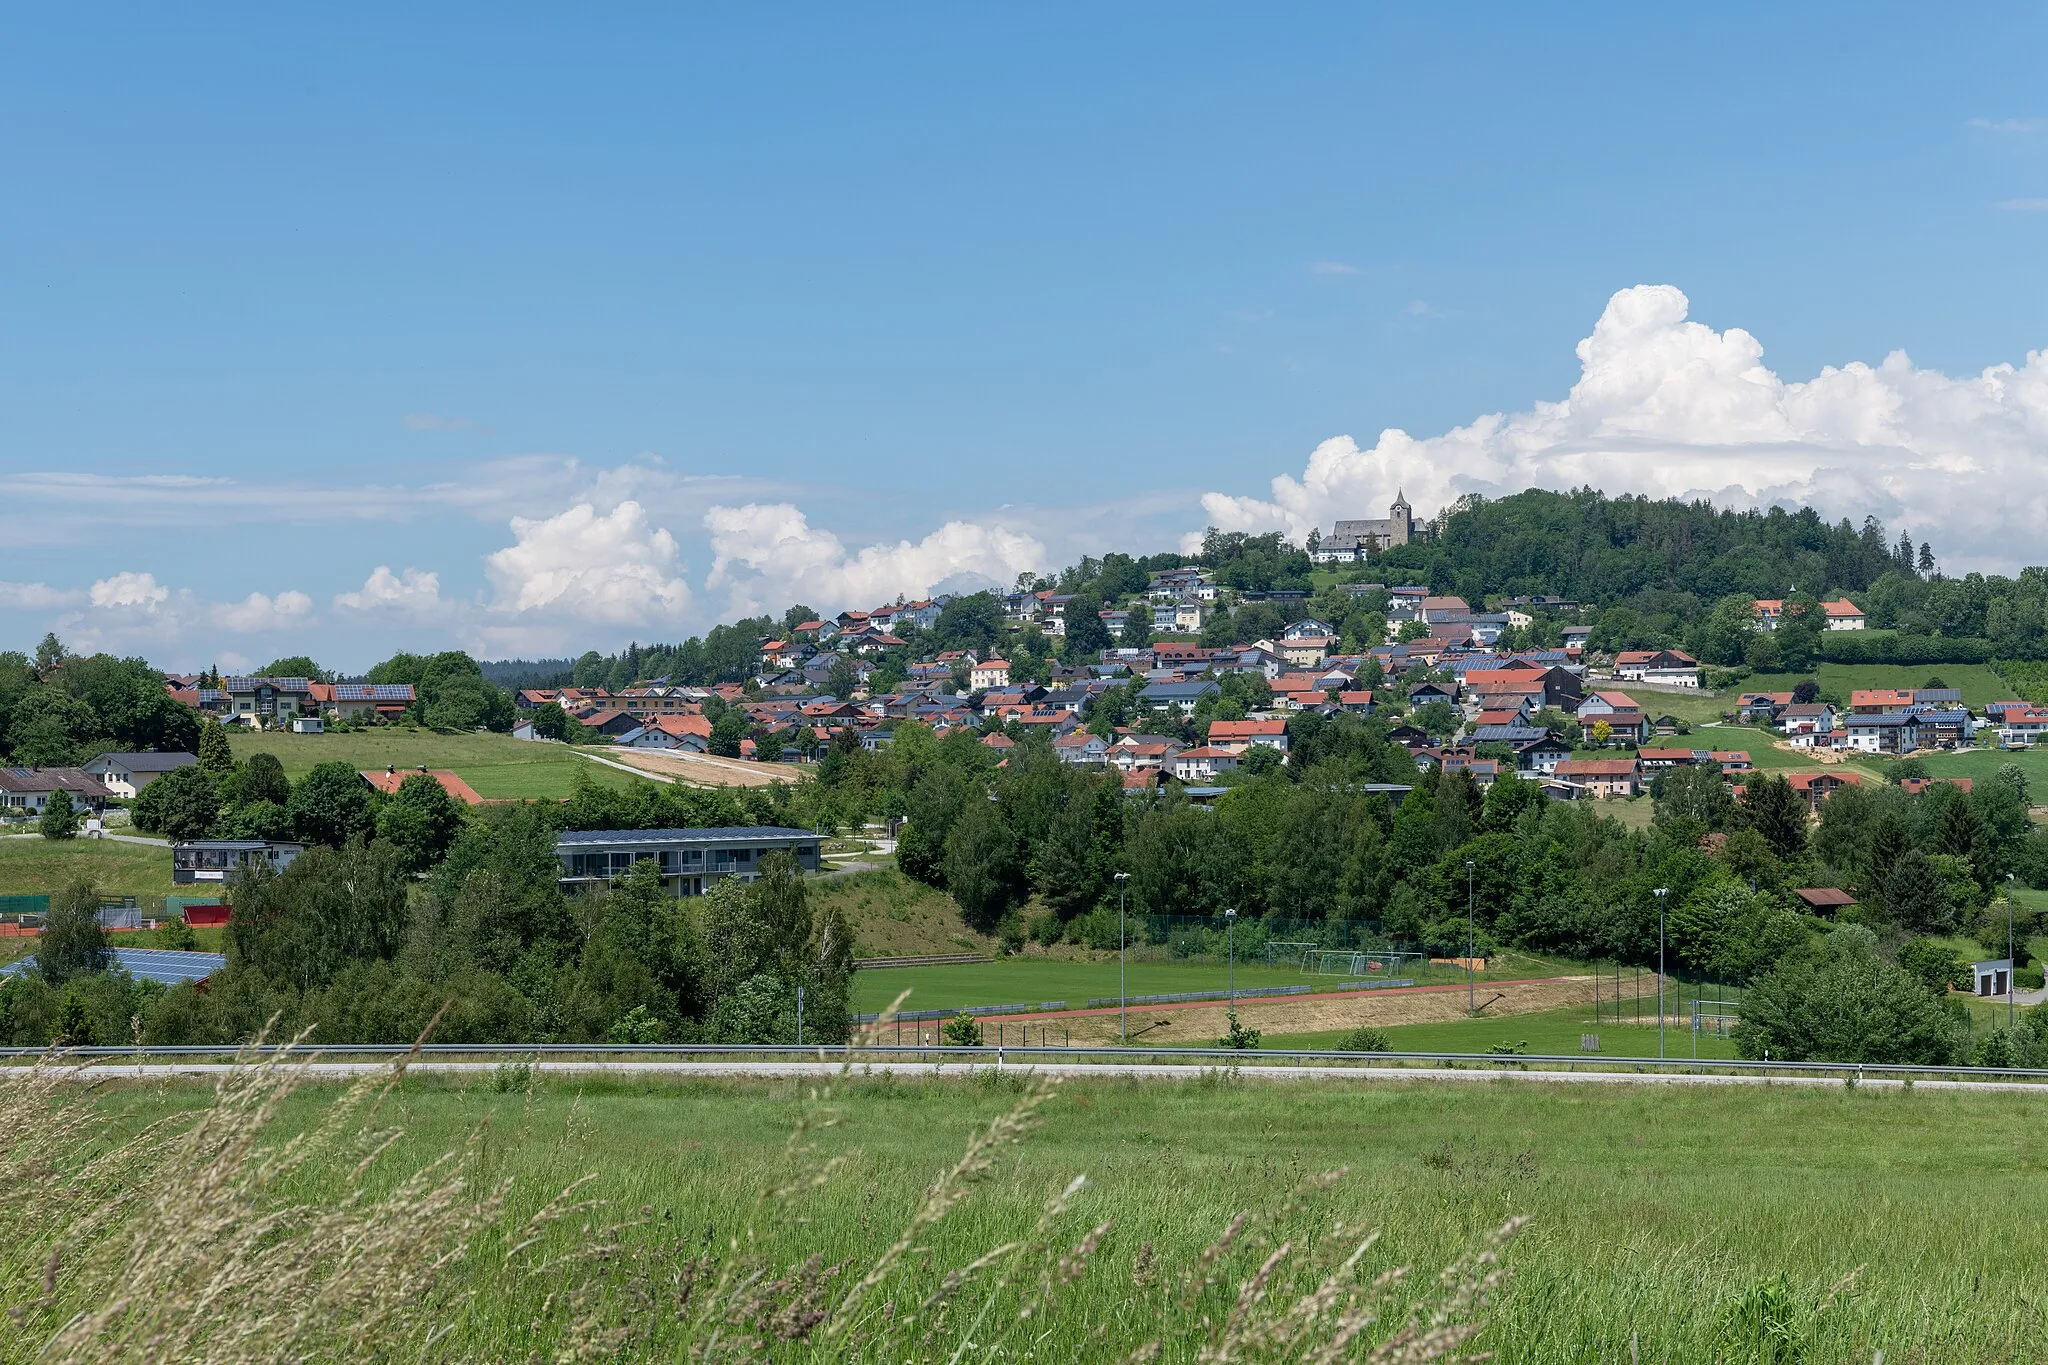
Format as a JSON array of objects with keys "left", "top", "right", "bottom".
[
  {"left": 1197, "top": 284, "right": 2048, "bottom": 565},
  {"left": 6, "top": 283, "right": 2047, "bottom": 666}
]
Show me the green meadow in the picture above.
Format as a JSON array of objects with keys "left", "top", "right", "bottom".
[{"left": 28, "top": 1070, "right": 2046, "bottom": 1362}]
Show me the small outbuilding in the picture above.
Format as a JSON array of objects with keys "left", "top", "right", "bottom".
[
  {"left": 1973, "top": 959, "right": 2014, "bottom": 998},
  {"left": 1792, "top": 888, "right": 1858, "bottom": 918}
]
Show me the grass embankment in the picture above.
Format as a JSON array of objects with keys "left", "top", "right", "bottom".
[
  {"left": 1249, "top": 1003, "right": 1744, "bottom": 1059},
  {"left": 227, "top": 729, "right": 652, "bottom": 800},
  {"left": 0, "top": 836, "right": 175, "bottom": 899},
  {"left": 51, "top": 1073, "right": 2048, "bottom": 1361},
  {"left": 812, "top": 867, "right": 995, "bottom": 959}
]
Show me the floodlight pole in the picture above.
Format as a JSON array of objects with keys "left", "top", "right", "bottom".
[
  {"left": 2010, "top": 873, "right": 2018, "bottom": 1029},
  {"left": 1654, "top": 888, "right": 1670, "bottom": 1059},
  {"left": 1115, "top": 872, "right": 1131, "bottom": 1045},
  {"left": 1225, "top": 907, "right": 1237, "bottom": 1008},
  {"left": 1465, "top": 859, "right": 1476, "bottom": 1014}
]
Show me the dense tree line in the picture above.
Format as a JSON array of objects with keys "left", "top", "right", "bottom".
[
  {"left": 0, "top": 636, "right": 199, "bottom": 766},
  {"left": 0, "top": 788, "right": 852, "bottom": 1048}
]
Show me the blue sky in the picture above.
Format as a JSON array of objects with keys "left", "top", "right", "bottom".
[{"left": 4, "top": 6, "right": 2046, "bottom": 671}]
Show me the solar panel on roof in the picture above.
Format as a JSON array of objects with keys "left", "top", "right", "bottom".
[{"left": 1, "top": 948, "right": 226, "bottom": 986}]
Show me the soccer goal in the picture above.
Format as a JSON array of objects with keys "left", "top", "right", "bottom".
[
  {"left": 1307, "top": 950, "right": 1426, "bottom": 979},
  {"left": 1265, "top": 940, "right": 1320, "bottom": 970},
  {"left": 1690, "top": 1003, "right": 1742, "bottom": 1039}
]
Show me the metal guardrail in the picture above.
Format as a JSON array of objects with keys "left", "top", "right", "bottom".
[{"left": 5, "top": 1042, "right": 2048, "bottom": 1084}]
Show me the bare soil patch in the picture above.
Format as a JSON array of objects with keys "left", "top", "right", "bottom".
[
  {"left": 1047, "top": 975, "right": 1603, "bottom": 1046},
  {"left": 593, "top": 747, "right": 807, "bottom": 788}
]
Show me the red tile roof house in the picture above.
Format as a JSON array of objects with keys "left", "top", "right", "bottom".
[
  {"left": 1206, "top": 718, "right": 1289, "bottom": 756},
  {"left": 1822, "top": 598, "right": 1866, "bottom": 631},
  {"left": 1053, "top": 731, "right": 1110, "bottom": 765},
  {"left": 1108, "top": 740, "right": 1182, "bottom": 773},
  {"left": 359, "top": 767, "right": 485, "bottom": 806},
  {"left": 620, "top": 714, "right": 714, "bottom": 751},
  {"left": 1783, "top": 770, "right": 1862, "bottom": 814},
  {"left": 1552, "top": 758, "right": 1641, "bottom": 799},
  {"left": 1612, "top": 649, "right": 1701, "bottom": 687}
]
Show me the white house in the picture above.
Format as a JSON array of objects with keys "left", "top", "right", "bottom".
[
  {"left": 1172, "top": 746, "right": 1241, "bottom": 782},
  {"left": 1612, "top": 649, "right": 1701, "bottom": 687},
  {"left": 1053, "top": 731, "right": 1110, "bottom": 766},
  {"left": 82, "top": 751, "right": 198, "bottom": 798},
  {"left": 1822, "top": 599, "right": 1866, "bottom": 631},
  {"left": 2000, "top": 708, "right": 2048, "bottom": 747},
  {"left": 1206, "top": 719, "right": 1289, "bottom": 756},
  {"left": 969, "top": 659, "right": 1012, "bottom": 691}
]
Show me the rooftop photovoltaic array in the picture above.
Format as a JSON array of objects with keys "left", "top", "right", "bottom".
[
  {"left": 222, "top": 676, "right": 312, "bottom": 692},
  {"left": 332, "top": 683, "right": 416, "bottom": 701},
  {"left": 0, "top": 948, "right": 226, "bottom": 986}
]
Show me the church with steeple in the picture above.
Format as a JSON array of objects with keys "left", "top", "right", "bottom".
[{"left": 1310, "top": 492, "right": 1419, "bottom": 563}]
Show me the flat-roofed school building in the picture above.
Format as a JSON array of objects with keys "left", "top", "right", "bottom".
[{"left": 554, "top": 826, "right": 823, "bottom": 897}]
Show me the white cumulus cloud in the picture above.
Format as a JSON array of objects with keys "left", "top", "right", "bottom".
[
  {"left": 89, "top": 571, "right": 171, "bottom": 611},
  {"left": 1195, "top": 284, "right": 2048, "bottom": 571},
  {"left": 484, "top": 500, "right": 693, "bottom": 623},
  {"left": 214, "top": 589, "right": 315, "bottom": 633},
  {"left": 335, "top": 565, "right": 447, "bottom": 616},
  {"left": 0, "top": 581, "right": 85, "bottom": 610},
  {"left": 703, "top": 503, "right": 1045, "bottom": 617}
]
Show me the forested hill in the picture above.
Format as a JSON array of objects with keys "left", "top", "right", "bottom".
[
  {"left": 492, "top": 486, "right": 2048, "bottom": 687},
  {"left": 1388, "top": 489, "right": 1913, "bottom": 607}
]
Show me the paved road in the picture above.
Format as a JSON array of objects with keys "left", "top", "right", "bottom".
[{"left": 16, "top": 1058, "right": 2048, "bottom": 1094}]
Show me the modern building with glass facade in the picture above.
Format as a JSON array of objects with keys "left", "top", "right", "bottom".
[{"left": 554, "top": 826, "right": 824, "bottom": 897}]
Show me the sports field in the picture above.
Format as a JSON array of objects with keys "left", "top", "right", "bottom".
[
  {"left": 1250, "top": 1003, "right": 1744, "bottom": 1059},
  {"left": 849, "top": 952, "right": 1517, "bottom": 1015},
  {"left": 28, "top": 1070, "right": 2045, "bottom": 1361},
  {"left": 226, "top": 728, "right": 653, "bottom": 799}
]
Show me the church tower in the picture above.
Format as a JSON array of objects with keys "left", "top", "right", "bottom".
[{"left": 1390, "top": 489, "right": 1412, "bottom": 541}]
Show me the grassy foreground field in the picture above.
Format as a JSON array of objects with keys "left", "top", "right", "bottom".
[
  {"left": 29, "top": 1071, "right": 2047, "bottom": 1361},
  {"left": 226, "top": 728, "right": 652, "bottom": 799}
]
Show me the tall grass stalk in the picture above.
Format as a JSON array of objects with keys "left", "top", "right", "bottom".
[{"left": 3, "top": 1006, "right": 1521, "bottom": 1360}]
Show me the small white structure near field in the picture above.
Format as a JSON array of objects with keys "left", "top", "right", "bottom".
[{"left": 1973, "top": 959, "right": 2014, "bottom": 997}]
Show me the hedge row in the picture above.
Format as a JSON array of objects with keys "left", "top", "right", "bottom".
[{"left": 1817, "top": 633, "right": 1992, "bottom": 665}]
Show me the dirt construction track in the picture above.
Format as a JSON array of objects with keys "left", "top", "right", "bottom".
[{"left": 1005, "top": 974, "right": 1605, "bottom": 1045}]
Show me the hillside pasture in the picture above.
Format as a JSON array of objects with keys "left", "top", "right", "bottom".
[
  {"left": 1742, "top": 661, "right": 2010, "bottom": 710},
  {"left": 226, "top": 729, "right": 654, "bottom": 799}
]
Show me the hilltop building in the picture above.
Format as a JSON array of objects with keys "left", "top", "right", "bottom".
[{"left": 1311, "top": 493, "right": 1421, "bottom": 563}]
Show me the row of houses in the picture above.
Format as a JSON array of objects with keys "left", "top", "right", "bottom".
[{"left": 163, "top": 676, "right": 418, "bottom": 729}]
